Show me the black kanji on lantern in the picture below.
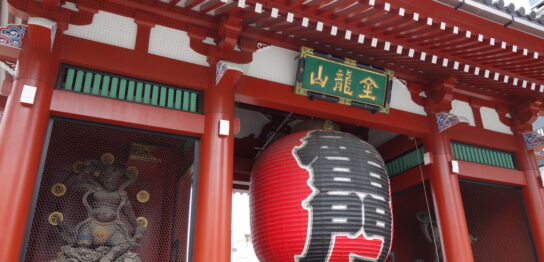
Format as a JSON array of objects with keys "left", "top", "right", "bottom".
[{"left": 293, "top": 130, "right": 392, "bottom": 262}]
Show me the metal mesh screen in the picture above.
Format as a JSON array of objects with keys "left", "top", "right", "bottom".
[
  {"left": 460, "top": 180, "right": 537, "bottom": 262},
  {"left": 390, "top": 185, "right": 439, "bottom": 262},
  {"left": 24, "top": 119, "right": 195, "bottom": 262}
]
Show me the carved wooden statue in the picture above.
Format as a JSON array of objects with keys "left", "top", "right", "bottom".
[{"left": 51, "top": 153, "right": 146, "bottom": 262}]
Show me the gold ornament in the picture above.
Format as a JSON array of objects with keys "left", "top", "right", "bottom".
[
  {"left": 72, "top": 161, "right": 86, "bottom": 174},
  {"left": 48, "top": 212, "right": 64, "bottom": 226},
  {"left": 92, "top": 225, "right": 112, "bottom": 245},
  {"left": 136, "top": 190, "right": 150, "bottom": 203},
  {"left": 51, "top": 183, "right": 67, "bottom": 197},
  {"left": 101, "top": 153, "right": 115, "bottom": 165},
  {"left": 136, "top": 217, "right": 148, "bottom": 228},
  {"left": 323, "top": 120, "right": 335, "bottom": 130}
]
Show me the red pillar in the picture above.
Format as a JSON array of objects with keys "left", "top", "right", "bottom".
[
  {"left": 425, "top": 113, "right": 474, "bottom": 262},
  {"left": 192, "top": 64, "right": 243, "bottom": 262},
  {"left": 0, "top": 20, "right": 59, "bottom": 262},
  {"left": 513, "top": 129, "right": 544, "bottom": 261}
]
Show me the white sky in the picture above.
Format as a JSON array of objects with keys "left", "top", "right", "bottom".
[
  {"left": 504, "top": 0, "right": 532, "bottom": 9},
  {"left": 231, "top": 192, "right": 259, "bottom": 262}
]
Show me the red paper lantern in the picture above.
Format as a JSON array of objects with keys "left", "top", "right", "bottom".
[{"left": 250, "top": 130, "right": 393, "bottom": 262}]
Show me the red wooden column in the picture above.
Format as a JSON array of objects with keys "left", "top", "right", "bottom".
[
  {"left": 0, "top": 19, "right": 59, "bottom": 262},
  {"left": 424, "top": 117, "right": 474, "bottom": 262},
  {"left": 514, "top": 133, "right": 544, "bottom": 261},
  {"left": 424, "top": 78, "right": 474, "bottom": 262},
  {"left": 192, "top": 62, "right": 243, "bottom": 262},
  {"left": 510, "top": 109, "right": 544, "bottom": 261}
]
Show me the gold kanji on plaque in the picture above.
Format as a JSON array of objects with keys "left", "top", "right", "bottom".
[
  {"left": 310, "top": 65, "right": 329, "bottom": 88},
  {"left": 358, "top": 77, "right": 379, "bottom": 101}
]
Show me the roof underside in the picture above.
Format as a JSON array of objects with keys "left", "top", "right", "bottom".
[{"left": 10, "top": 0, "right": 544, "bottom": 100}]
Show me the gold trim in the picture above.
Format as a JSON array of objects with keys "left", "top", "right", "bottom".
[
  {"left": 344, "top": 58, "right": 357, "bottom": 66},
  {"left": 48, "top": 212, "right": 64, "bottom": 226},
  {"left": 72, "top": 161, "right": 85, "bottom": 174},
  {"left": 297, "top": 47, "right": 393, "bottom": 114},
  {"left": 101, "top": 153, "right": 115, "bottom": 165},
  {"left": 295, "top": 84, "right": 308, "bottom": 96},
  {"left": 297, "top": 87, "right": 387, "bottom": 109},
  {"left": 307, "top": 54, "right": 388, "bottom": 77},
  {"left": 136, "top": 190, "right": 150, "bottom": 203},
  {"left": 136, "top": 217, "right": 148, "bottom": 228},
  {"left": 323, "top": 120, "right": 335, "bottom": 130},
  {"left": 300, "top": 47, "right": 314, "bottom": 58},
  {"left": 385, "top": 69, "right": 395, "bottom": 79},
  {"left": 51, "top": 183, "right": 67, "bottom": 197},
  {"left": 380, "top": 103, "right": 391, "bottom": 114}
]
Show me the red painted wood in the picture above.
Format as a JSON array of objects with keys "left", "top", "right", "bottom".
[
  {"left": 135, "top": 22, "right": 152, "bottom": 53},
  {"left": 10, "top": 0, "right": 544, "bottom": 97},
  {"left": 386, "top": 0, "right": 544, "bottom": 53},
  {"left": 236, "top": 76, "right": 430, "bottom": 137},
  {"left": 378, "top": 135, "right": 422, "bottom": 162},
  {"left": 390, "top": 167, "right": 429, "bottom": 194},
  {"left": 0, "top": 44, "right": 20, "bottom": 62},
  {"left": 513, "top": 133, "right": 544, "bottom": 261},
  {"left": 424, "top": 114, "right": 475, "bottom": 262},
  {"left": 233, "top": 156, "right": 253, "bottom": 182},
  {"left": 1, "top": 73, "right": 14, "bottom": 96},
  {"left": 446, "top": 124, "right": 518, "bottom": 152},
  {"left": 457, "top": 160, "right": 526, "bottom": 186},
  {"left": 240, "top": 0, "right": 543, "bottom": 89},
  {"left": 0, "top": 23, "right": 58, "bottom": 262},
  {"left": 469, "top": 103, "right": 483, "bottom": 129},
  {"left": 59, "top": 36, "right": 208, "bottom": 91},
  {"left": 192, "top": 68, "right": 242, "bottom": 262},
  {"left": 50, "top": 90, "right": 205, "bottom": 137},
  {"left": 8, "top": 0, "right": 96, "bottom": 25},
  {"left": 0, "top": 94, "right": 6, "bottom": 111}
]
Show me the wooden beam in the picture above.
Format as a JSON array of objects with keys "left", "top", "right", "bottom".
[
  {"left": 391, "top": 167, "right": 429, "bottom": 194},
  {"left": 236, "top": 76, "right": 431, "bottom": 137},
  {"left": 50, "top": 90, "right": 205, "bottom": 137},
  {"left": 456, "top": 160, "right": 526, "bottom": 186},
  {"left": 0, "top": 45, "right": 20, "bottom": 62},
  {"left": 446, "top": 124, "right": 519, "bottom": 152},
  {"left": 59, "top": 36, "right": 209, "bottom": 91},
  {"left": 233, "top": 156, "right": 253, "bottom": 182},
  {"left": 378, "top": 135, "right": 422, "bottom": 162}
]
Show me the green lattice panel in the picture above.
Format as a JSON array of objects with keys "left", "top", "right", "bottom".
[
  {"left": 59, "top": 65, "right": 202, "bottom": 113},
  {"left": 385, "top": 147, "right": 425, "bottom": 177},
  {"left": 451, "top": 142, "right": 517, "bottom": 169}
]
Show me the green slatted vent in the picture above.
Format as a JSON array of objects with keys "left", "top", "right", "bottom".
[
  {"left": 385, "top": 147, "right": 425, "bottom": 177},
  {"left": 451, "top": 142, "right": 517, "bottom": 169},
  {"left": 57, "top": 65, "right": 202, "bottom": 113}
]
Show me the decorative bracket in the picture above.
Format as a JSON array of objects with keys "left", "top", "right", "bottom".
[
  {"left": 215, "top": 60, "right": 248, "bottom": 85},
  {"left": 0, "top": 24, "right": 27, "bottom": 49},
  {"left": 216, "top": 61, "right": 228, "bottom": 85},
  {"left": 534, "top": 149, "right": 544, "bottom": 160},
  {"left": 510, "top": 100, "right": 542, "bottom": 133},
  {"left": 406, "top": 81, "right": 426, "bottom": 107},
  {"left": 436, "top": 112, "right": 460, "bottom": 132},
  {"left": 425, "top": 77, "right": 456, "bottom": 113},
  {"left": 522, "top": 131, "right": 544, "bottom": 150},
  {"left": 188, "top": 15, "right": 258, "bottom": 65}
]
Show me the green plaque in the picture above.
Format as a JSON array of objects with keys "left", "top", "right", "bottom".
[{"left": 295, "top": 47, "right": 393, "bottom": 113}]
